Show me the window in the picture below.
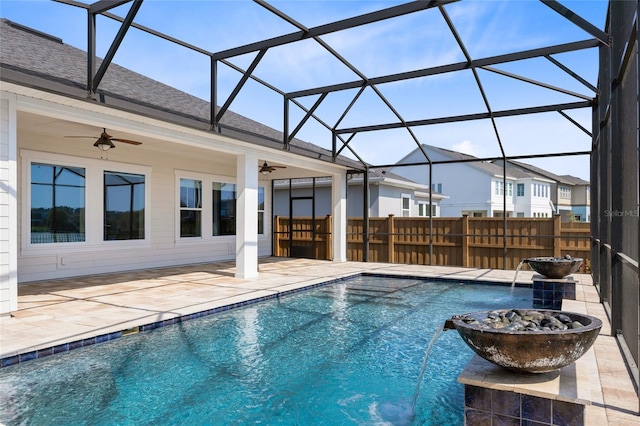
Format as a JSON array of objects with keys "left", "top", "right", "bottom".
[
  {"left": 418, "top": 202, "right": 433, "bottom": 217},
  {"left": 517, "top": 212, "right": 525, "bottom": 218},
  {"left": 559, "top": 186, "right": 571, "bottom": 199},
  {"left": 506, "top": 182, "right": 513, "bottom": 196},
  {"left": 495, "top": 181, "right": 504, "bottom": 196},
  {"left": 31, "top": 163, "right": 86, "bottom": 243},
  {"left": 212, "top": 183, "right": 265, "bottom": 236},
  {"left": 104, "top": 171, "right": 145, "bottom": 240},
  {"left": 516, "top": 183, "right": 524, "bottom": 196},
  {"left": 258, "top": 187, "right": 265, "bottom": 235},
  {"left": 180, "top": 178, "right": 202, "bottom": 237},
  {"left": 401, "top": 194, "right": 411, "bottom": 217},
  {"left": 212, "top": 182, "right": 236, "bottom": 236}
]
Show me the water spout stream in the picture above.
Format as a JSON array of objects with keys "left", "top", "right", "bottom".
[
  {"left": 510, "top": 260, "right": 527, "bottom": 295},
  {"left": 411, "top": 322, "right": 447, "bottom": 411}
]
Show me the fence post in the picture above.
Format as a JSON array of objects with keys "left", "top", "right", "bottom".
[
  {"left": 462, "top": 215, "right": 469, "bottom": 267},
  {"left": 388, "top": 214, "right": 395, "bottom": 263},
  {"left": 326, "top": 215, "right": 332, "bottom": 261},
  {"left": 553, "top": 214, "right": 562, "bottom": 258},
  {"left": 273, "top": 215, "right": 280, "bottom": 257}
]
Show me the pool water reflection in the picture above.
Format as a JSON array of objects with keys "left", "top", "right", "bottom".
[{"left": 0, "top": 276, "right": 531, "bottom": 425}]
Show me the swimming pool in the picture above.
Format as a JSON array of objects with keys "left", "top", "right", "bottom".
[{"left": 0, "top": 275, "right": 531, "bottom": 425}]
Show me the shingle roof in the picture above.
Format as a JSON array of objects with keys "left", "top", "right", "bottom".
[
  {"left": 504, "top": 159, "right": 588, "bottom": 184},
  {"left": 416, "top": 144, "right": 536, "bottom": 179},
  {"left": 0, "top": 18, "right": 360, "bottom": 169},
  {"left": 557, "top": 174, "right": 590, "bottom": 185}
]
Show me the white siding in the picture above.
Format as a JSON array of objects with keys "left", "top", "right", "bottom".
[
  {"left": 392, "top": 148, "right": 490, "bottom": 217},
  {"left": 17, "top": 135, "right": 273, "bottom": 283},
  {"left": 0, "top": 93, "right": 17, "bottom": 314}
]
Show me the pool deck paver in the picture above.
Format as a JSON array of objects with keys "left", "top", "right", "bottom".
[{"left": 0, "top": 257, "right": 638, "bottom": 425}]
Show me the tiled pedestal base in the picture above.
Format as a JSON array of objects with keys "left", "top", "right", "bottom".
[
  {"left": 464, "top": 385, "right": 584, "bottom": 425},
  {"left": 458, "top": 354, "right": 597, "bottom": 426},
  {"left": 533, "top": 275, "right": 576, "bottom": 310}
]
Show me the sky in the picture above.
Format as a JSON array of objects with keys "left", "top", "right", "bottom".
[{"left": 0, "top": 0, "right": 609, "bottom": 180}]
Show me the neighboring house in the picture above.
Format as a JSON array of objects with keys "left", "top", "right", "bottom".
[
  {"left": 273, "top": 169, "right": 448, "bottom": 218},
  {"left": 504, "top": 160, "right": 591, "bottom": 222},
  {"left": 0, "top": 19, "right": 355, "bottom": 315},
  {"left": 391, "top": 145, "right": 555, "bottom": 218},
  {"left": 559, "top": 175, "right": 590, "bottom": 222}
]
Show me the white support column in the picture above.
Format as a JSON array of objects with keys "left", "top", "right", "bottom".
[
  {"left": 332, "top": 171, "right": 347, "bottom": 262},
  {"left": 235, "top": 153, "right": 259, "bottom": 278},
  {"left": 0, "top": 93, "right": 18, "bottom": 315}
]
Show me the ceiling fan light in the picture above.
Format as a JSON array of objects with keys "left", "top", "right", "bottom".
[{"left": 94, "top": 137, "right": 115, "bottom": 151}]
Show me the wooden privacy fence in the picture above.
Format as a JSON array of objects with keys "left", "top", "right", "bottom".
[{"left": 273, "top": 215, "right": 591, "bottom": 270}]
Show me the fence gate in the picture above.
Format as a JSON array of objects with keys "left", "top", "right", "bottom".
[
  {"left": 290, "top": 197, "right": 315, "bottom": 258},
  {"left": 272, "top": 177, "right": 332, "bottom": 260}
]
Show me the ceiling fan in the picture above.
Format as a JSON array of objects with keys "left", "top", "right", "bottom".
[
  {"left": 260, "top": 161, "right": 286, "bottom": 175},
  {"left": 66, "top": 128, "right": 142, "bottom": 151}
]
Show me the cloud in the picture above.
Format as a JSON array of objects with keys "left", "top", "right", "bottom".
[{"left": 452, "top": 140, "right": 481, "bottom": 157}]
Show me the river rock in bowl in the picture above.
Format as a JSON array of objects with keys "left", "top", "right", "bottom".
[{"left": 451, "top": 309, "right": 602, "bottom": 373}]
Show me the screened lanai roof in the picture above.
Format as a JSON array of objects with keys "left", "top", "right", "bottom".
[{"left": 0, "top": 0, "right": 607, "bottom": 177}]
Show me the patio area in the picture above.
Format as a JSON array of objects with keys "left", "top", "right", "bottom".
[{"left": 0, "top": 258, "right": 637, "bottom": 424}]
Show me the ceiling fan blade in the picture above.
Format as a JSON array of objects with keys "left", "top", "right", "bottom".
[
  {"left": 111, "top": 138, "right": 142, "bottom": 145},
  {"left": 65, "top": 135, "right": 96, "bottom": 139}
]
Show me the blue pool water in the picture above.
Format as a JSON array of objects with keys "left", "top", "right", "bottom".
[{"left": 0, "top": 276, "right": 531, "bottom": 425}]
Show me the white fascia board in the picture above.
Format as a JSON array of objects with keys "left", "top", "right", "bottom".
[
  {"left": 414, "top": 190, "right": 448, "bottom": 200},
  {"left": 492, "top": 174, "right": 519, "bottom": 181}
]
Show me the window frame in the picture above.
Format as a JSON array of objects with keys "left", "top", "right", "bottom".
[
  {"left": 179, "top": 177, "right": 204, "bottom": 239},
  {"left": 104, "top": 170, "right": 146, "bottom": 241},
  {"left": 30, "top": 161, "right": 86, "bottom": 244},
  {"left": 516, "top": 183, "right": 525, "bottom": 197},
  {"left": 401, "top": 193, "right": 411, "bottom": 217},
  {"left": 418, "top": 201, "right": 435, "bottom": 217},
  {"left": 22, "top": 150, "right": 151, "bottom": 252},
  {"left": 175, "top": 171, "right": 266, "bottom": 243}
]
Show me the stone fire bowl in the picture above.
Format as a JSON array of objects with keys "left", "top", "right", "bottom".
[
  {"left": 526, "top": 257, "right": 584, "bottom": 278},
  {"left": 451, "top": 310, "right": 602, "bottom": 373}
]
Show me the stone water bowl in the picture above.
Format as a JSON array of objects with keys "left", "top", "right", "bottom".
[
  {"left": 525, "top": 256, "right": 584, "bottom": 278},
  {"left": 448, "top": 309, "right": 602, "bottom": 373}
]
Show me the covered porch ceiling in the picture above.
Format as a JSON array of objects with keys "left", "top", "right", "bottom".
[{"left": 15, "top": 109, "right": 329, "bottom": 180}]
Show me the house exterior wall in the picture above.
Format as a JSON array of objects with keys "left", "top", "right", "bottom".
[
  {"left": 0, "top": 93, "right": 18, "bottom": 313},
  {"left": 273, "top": 181, "right": 440, "bottom": 218},
  {"left": 571, "top": 205, "right": 590, "bottom": 222},
  {"left": 377, "top": 184, "right": 406, "bottom": 216},
  {"left": 571, "top": 185, "right": 590, "bottom": 205},
  {"left": 272, "top": 185, "right": 333, "bottom": 217},
  {"left": 16, "top": 129, "right": 274, "bottom": 283},
  {"left": 489, "top": 177, "right": 516, "bottom": 216},
  {"left": 392, "top": 150, "right": 490, "bottom": 217}
]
